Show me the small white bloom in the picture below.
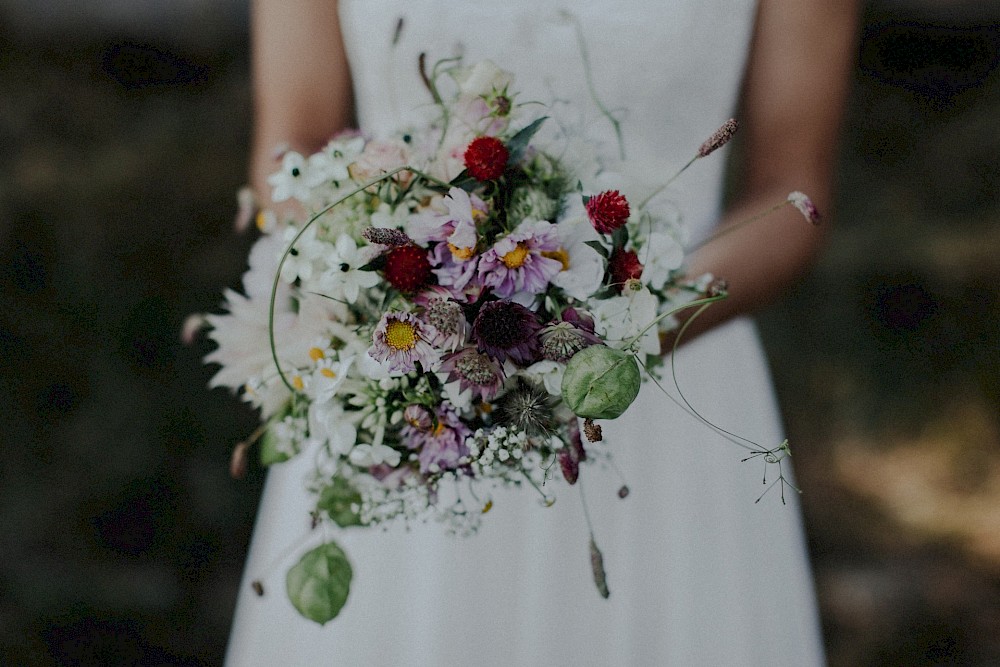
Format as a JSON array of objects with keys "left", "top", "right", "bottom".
[
  {"left": 349, "top": 443, "right": 402, "bottom": 467},
  {"left": 453, "top": 60, "right": 514, "bottom": 98},
  {"left": 307, "top": 135, "right": 366, "bottom": 186},
  {"left": 317, "top": 234, "right": 380, "bottom": 303},
  {"left": 267, "top": 151, "right": 312, "bottom": 203},
  {"left": 521, "top": 360, "right": 565, "bottom": 396}
]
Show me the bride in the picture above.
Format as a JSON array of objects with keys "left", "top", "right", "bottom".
[{"left": 225, "top": 0, "right": 858, "bottom": 664}]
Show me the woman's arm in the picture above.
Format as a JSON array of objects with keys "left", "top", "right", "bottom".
[
  {"left": 670, "top": 0, "right": 860, "bottom": 345},
  {"left": 250, "top": 0, "right": 355, "bottom": 198}
]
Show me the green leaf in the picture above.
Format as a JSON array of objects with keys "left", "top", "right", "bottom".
[
  {"left": 317, "top": 477, "right": 364, "bottom": 528},
  {"left": 611, "top": 224, "right": 629, "bottom": 250},
  {"left": 286, "top": 541, "right": 353, "bottom": 625},
  {"left": 506, "top": 117, "right": 547, "bottom": 164},
  {"left": 583, "top": 240, "right": 610, "bottom": 259},
  {"left": 259, "top": 405, "right": 293, "bottom": 466}
]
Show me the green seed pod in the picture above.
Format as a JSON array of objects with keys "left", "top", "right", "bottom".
[{"left": 560, "top": 345, "right": 641, "bottom": 419}]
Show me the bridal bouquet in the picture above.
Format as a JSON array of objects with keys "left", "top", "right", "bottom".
[{"left": 201, "top": 58, "right": 811, "bottom": 623}]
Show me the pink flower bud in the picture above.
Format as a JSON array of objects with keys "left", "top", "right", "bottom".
[{"left": 787, "top": 191, "right": 821, "bottom": 225}]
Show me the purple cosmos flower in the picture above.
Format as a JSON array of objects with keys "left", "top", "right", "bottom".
[
  {"left": 471, "top": 300, "right": 541, "bottom": 365},
  {"left": 408, "top": 187, "right": 486, "bottom": 247},
  {"left": 476, "top": 219, "right": 563, "bottom": 300},
  {"left": 402, "top": 406, "right": 472, "bottom": 474},
  {"left": 367, "top": 311, "right": 437, "bottom": 373},
  {"left": 439, "top": 346, "right": 506, "bottom": 400},
  {"left": 429, "top": 242, "right": 482, "bottom": 297}
]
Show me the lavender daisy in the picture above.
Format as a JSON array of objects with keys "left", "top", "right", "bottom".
[
  {"left": 368, "top": 311, "right": 437, "bottom": 374},
  {"left": 476, "top": 219, "right": 563, "bottom": 301}
]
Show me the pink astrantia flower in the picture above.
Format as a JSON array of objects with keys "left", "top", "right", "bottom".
[
  {"left": 476, "top": 219, "right": 562, "bottom": 300},
  {"left": 367, "top": 311, "right": 437, "bottom": 374},
  {"left": 439, "top": 346, "right": 506, "bottom": 400}
]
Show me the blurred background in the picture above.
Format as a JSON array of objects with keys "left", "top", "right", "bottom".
[{"left": 0, "top": 0, "right": 997, "bottom": 664}]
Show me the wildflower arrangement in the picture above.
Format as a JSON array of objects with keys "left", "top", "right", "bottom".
[{"left": 200, "top": 59, "right": 818, "bottom": 624}]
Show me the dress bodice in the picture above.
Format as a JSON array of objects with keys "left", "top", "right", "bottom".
[{"left": 338, "top": 0, "right": 757, "bottom": 241}]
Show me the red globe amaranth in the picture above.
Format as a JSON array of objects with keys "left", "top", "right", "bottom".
[
  {"left": 384, "top": 244, "right": 432, "bottom": 293},
  {"left": 608, "top": 248, "right": 643, "bottom": 290},
  {"left": 463, "top": 136, "right": 509, "bottom": 181},
  {"left": 585, "top": 190, "right": 630, "bottom": 234}
]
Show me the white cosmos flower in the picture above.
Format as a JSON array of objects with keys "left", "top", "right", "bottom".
[
  {"left": 316, "top": 235, "right": 380, "bottom": 303},
  {"left": 551, "top": 203, "right": 604, "bottom": 301},
  {"left": 267, "top": 151, "right": 312, "bottom": 203},
  {"left": 592, "top": 284, "right": 660, "bottom": 356},
  {"left": 310, "top": 355, "right": 354, "bottom": 404},
  {"left": 349, "top": 443, "right": 401, "bottom": 467},
  {"left": 205, "top": 235, "right": 333, "bottom": 418},
  {"left": 641, "top": 231, "right": 685, "bottom": 290}
]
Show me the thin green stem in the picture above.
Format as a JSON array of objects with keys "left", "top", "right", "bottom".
[
  {"left": 269, "top": 166, "right": 416, "bottom": 393},
  {"left": 686, "top": 199, "right": 790, "bottom": 254},
  {"left": 636, "top": 155, "right": 697, "bottom": 210},
  {"left": 567, "top": 13, "right": 625, "bottom": 160},
  {"left": 622, "top": 293, "right": 728, "bottom": 351}
]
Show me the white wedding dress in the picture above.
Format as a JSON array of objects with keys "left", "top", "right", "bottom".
[{"left": 226, "top": 1, "right": 826, "bottom": 665}]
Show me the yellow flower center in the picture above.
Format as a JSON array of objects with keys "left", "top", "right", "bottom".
[
  {"left": 541, "top": 248, "right": 570, "bottom": 271},
  {"left": 448, "top": 243, "right": 476, "bottom": 261},
  {"left": 501, "top": 242, "right": 530, "bottom": 269},
  {"left": 254, "top": 211, "right": 269, "bottom": 231},
  {"left": 309, "top": 347, "right": 325, "bottom": 361},
  {"left": 292, "top": 375, "right": 305, "bottom": 391},
  {"left": 432, "top": 421, "right": 447, "bottom": 437},
  {"left": 320, "top": 368, "right": 337, "bottom": 379},
  {"left": 385, "top": 320, "right": 418, "bottom": 351}
]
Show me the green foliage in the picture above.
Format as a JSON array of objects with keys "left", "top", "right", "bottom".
[
  {"left": 317, "top": 477, "right": 364, "bottom": 528},
  {"left": 286, "top": 541, "right": 353, "bottom": 625}
]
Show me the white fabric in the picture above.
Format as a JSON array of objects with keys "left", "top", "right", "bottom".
[{"left": 226, "top": 2, "right": 826, "bottom": 665}]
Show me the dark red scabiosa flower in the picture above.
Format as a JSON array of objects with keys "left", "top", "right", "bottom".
[
  {"left": 585, "top": 190, "right": 630, "bottom": 234},
  {"left": 608, "top": 248, "right": 643, "bottom": 290},
  {"left": 463, "top": 136, "right": 509, "bottom": 181},
  {"left": 471, "top": 299, "right": 541, "bottom": 364},
  {"left": 383, "top": 243, "right": 432, "bottom": 293}
]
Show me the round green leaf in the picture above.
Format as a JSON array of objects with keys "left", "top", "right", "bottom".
[
  {"left": 561, "top": 345, "right": 641, "bottom": 419},
  {"left": 286, "top": 541, "right": 353, "bottom": 625},
  {"left": 317, "top": 477, "right": 364, "bottom": 528}
]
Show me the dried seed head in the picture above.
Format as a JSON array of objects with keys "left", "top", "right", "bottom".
[
  {"left": 362, "top": 226, "right": 411, "bottom": 247},
  {"left": 251, "top": 580, "right": 265, "bottom": 596},
  {"left": 697, "top": 118, "right": 739, "bottom": 158},
  {"left": 618, "top": 485, "right": 630, "bottom": 499},
  {"left": 589, "top": 537, "right": 610, "bottom": 599},
  {"left": 706, "top": 278, "right": 729, "bottom": 298},
  {"left": 583, "top": 418, "right": 603, "bottom": 443}
]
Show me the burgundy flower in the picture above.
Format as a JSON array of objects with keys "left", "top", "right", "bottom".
[
  {"left": 384, "top": 243, "right": 432, "bottom": 293},
  {"left": 464, "top": 136, "right": 509, "bottom": 181},
  {"left": 471, "top": 300, "right": 541, "bottom": 364},
  {"left": 585, "top": 190, "right": 630, "bottom": 234},
  {"left": 608, "top": 248, "right": 643, "bottom": 290}
]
